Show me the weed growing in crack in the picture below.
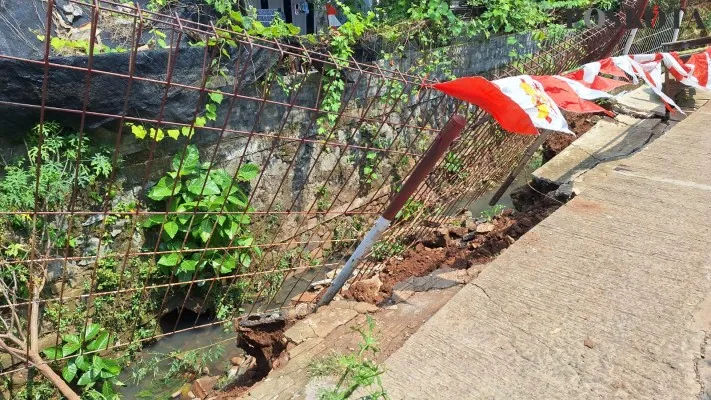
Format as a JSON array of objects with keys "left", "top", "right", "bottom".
[{"left": 316, "top": 316, "right": 388, "bottom": 400}]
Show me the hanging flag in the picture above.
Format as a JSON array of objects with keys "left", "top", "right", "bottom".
[
  {"left": 564, "top": 59, "right": 630, "bottom": 91},
  {"left": 612, "top": 56, "right": 683, "bottom": 113},
  {"left": 660, "top": 52, "right": 702, "bottom": 89},
  {"left": 433, "top": 77, "right": 538, "bottom": 135},
  {"left": 325, "top": 4, "right": 342, "bottom": 28},
  {"left": 687, "top": 51, "right": 711, "bottom": 88},
  {"left": 534, "top": 75, "right": 615, "bottom": 117},
  {"left": 491, "top": 76, "right": 572, "bottom": 134}
]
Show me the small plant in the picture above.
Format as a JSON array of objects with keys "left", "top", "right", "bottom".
[
  {"left": 480, "top": 204, "right": 507, "bottom": 222},
  {"left": 143, "top": 145, "right": 262, "bottom": 280},
  {"left": 308, "top": 352, "right": 344, "bottom": 378},
  {"left": 43, "top": 323, "right": 124, "bottom": 399},
  {"left": 371, "top": 240, "right": 405, "bottom": 262},
  {"left": 443, "top": 151, "right": 466, "bottom": 175},
  {"left": 317, "top": 316, "right": 388, "bottom": 400},
  {"left": 527, "top": 150, "right": 543, "bottom": 171},
  {"left": 316, "top": 185, "right": 331, "bottom": 212},
  {"left": 0, "top": 122, "right": 113, "bottom": 216},
  {"left": 394, "top": 199, "right": 423, "bottom": 222},
  {"left": 362, "top": 151, "right": 379, "bottom": 185},
  {"left": 36, "top": 34, "right": 127, "bottom": 56}
]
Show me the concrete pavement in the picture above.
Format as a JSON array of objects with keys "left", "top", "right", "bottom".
[{"left": 381, "top": 102, "right": 711, "bottom": 398}]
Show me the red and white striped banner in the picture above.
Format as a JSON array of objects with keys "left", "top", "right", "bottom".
[{"left": 433, "top": 48, "right": 711, "bottom": 135}]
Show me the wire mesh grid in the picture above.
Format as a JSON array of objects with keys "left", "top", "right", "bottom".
[{"left": 0, "top": 0, "right": 659, "bottom": 392}]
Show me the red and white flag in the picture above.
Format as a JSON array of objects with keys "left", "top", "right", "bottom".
[
  {"left": 433, "top": 76, "right": 572, "bottom": 135},
  {"left": 535, "top": 75, "right": 615, "bottom": 117},
  {"left": 605, "top": 56, "right": 682, "bottom": 113},
  {"left": 326, "top": 4, "right": 342, "bottom": 28},
  {"left": 564, "top": 58, "right": 629, "bottom": 92},
  {"left": 660, "top": 52, "right": 703, "bottom": 89},
  {"left": 687, "top": 50, "right": 711, "bottom": 89}
]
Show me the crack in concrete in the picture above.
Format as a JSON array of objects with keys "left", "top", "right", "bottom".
[
  {"left": 562, "top": 125, "right": 661, "bottom": 186},
  {"left": 695, "top": 331, "right": 709, "bottom": 400}
]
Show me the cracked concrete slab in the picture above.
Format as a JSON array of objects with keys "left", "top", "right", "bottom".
[
  {"left": 533, "top": 86, "right": 710, "bottom": 192},
  {"left": 240, "top": 288, "right": 463, "bottom": 400},
  {"left": 381, "top": 100, "right": 711, "bottom": 399}
]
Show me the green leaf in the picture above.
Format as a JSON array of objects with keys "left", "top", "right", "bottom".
[
  {"left": 181, "top": 126, "right": 194, "bottom": 138},
  {"left": 224, "top": 221, "right": 240, "bottom": 240},
  {"left": 62, "top": 342, "right": 81, "bottom": 357},
  {"left": 210, "top": 169, "right": 233, "bottom": 189},
  {"left": 187, "top": 175, "right": 220, "bottom": 196},
  {"left": 195, "top": 116, "right": 207, "bottom": 127},
  {"left": 239, "top": 252, "right": 251, "bottom": 268},
  {"left": 102, "top": 381, "right": 116, "bottom": 398},
  {"left": 86, "top": 331, "right": 109, "bottom": 352},
  {"left": 43, "top": 347, "right": 60, "bottom": 360},
  {"left": 62, "top": 363, "right": 78, "bottom": 382},
  {"left": 158, "top": 252, "right": 181, "bottom": 267},
  {"left": 163, "top": 221, "right": 179, "bottom": 239},
  {"left": 227, "top": 195, "right": 247, "bottom": 207},
  {"left": 92, "top": 355, "right": 105, "bottom": 372},
  {"left": 179, "top": 259, "right": 198, "bottom": 273},
  {"left": 148, "top": 176, "right": 181, "bottom": 201},
  {"left": 77, "top": 370, "right": 96, "bottom": 386},
  {"left": 75, "top": 355, "right": 91, "bottom": 371},
  {"left": 218, "top": 255, "right": 236, "bottom": 274},
  {"left": 129, "top": 124, "right": 147, "bottom": 139},
  {"left": 84, "top": 323, "right": 101, "bottom": 341},
  {"left": 236, "top": 236, "right": 254, "bottom": 247},
  {"left": 102, "top": 358, "right": 121, "bottom": 375},
  {"left": 233, "top": 214, "right": 251, "bottom": 225},
  {"left": 172, "top": 145, "right": 200, "bottom": 176},
  {"left": 142, "top": 214, "right": 166, "bottom": 228},
  {"left": 237, "top": 164, "right": 259, "bottom": 181},
  {"left": 253, "top": 245, "right": 263, "bottom": 258},
  {"left": 62, "top": 333, "right": 80, "bottom": 344},
  {"left": 199, "top": 218, "right": 213, "bottom": 244},
  {"left": 208, "top": 92, "right": 224, "bottom": 104},
  {"left": 167, "top": 129, "right": 181, "bottom": 140}
]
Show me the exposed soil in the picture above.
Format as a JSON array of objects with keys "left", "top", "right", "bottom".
[
  {"left": 543, "top": 113, "right": 599, "bottom": 162},
  {"left": 345, "top": 190, "right": 565, "bottom": 303},
  {"left": 237, "top": 315, "right": 292, "bottom": 376}
]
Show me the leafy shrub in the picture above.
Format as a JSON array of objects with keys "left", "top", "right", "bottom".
[
  {"left": 0, "top": 122, "right": 112, "bottom": 216},
  {"left": 43, "top": 323, "right": 124, "bottom": 399},
  {"left": 143, "top": 145, "right": 262, "bottom": 281}
]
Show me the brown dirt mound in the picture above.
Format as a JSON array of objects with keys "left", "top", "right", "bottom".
[{"left": 374, "top": 201, "right": 560, "bottom": 300}]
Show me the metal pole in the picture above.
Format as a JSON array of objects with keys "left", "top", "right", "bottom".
[
  {"left": 672, "top": 1, "right": 687, "bottom": 43},
  {"left": 318, "top": 114, "right": 466, "bottom": 306},
  {"left": 488, "top": 130, "right": 551, "bottom": 207},
  {"left": 623, "top": 28, "right": 639, "bottom": 55}
]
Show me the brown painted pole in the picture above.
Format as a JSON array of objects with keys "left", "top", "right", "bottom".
[
  {"left": 318, "top": 114, "right": 466, "bottom": 306},
  {"left": 382, "top": 115, "right": 467, "bottom": 220}
]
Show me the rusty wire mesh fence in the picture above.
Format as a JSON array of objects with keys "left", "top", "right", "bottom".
[{"left": 0, "top": 0, "right": 691, "bottom": 395}]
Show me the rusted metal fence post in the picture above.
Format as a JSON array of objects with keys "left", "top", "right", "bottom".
[{"left": 317, "top": 114, "right": 466, "bottom": 306}]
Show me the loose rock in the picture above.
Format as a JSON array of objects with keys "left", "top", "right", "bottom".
[{"left": 476, "top": 222, "right": 495, "bottom": 233}]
